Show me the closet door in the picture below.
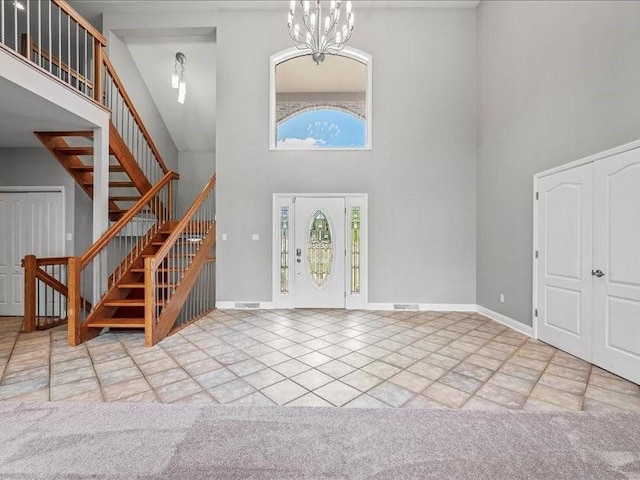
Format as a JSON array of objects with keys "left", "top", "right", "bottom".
[
  {"left": 593, "top": 149, "right": 640, "bottom": 384},
  {"left": 537, "top": 164, "right": 593, "bottom": 362}
]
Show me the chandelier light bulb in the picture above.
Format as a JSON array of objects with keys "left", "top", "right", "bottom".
[
  {"left": 178, "top": 80, "right": 186, "bottom": 104},
  {"left": 286, "top": 0, "right": 356, "bottom": 64},
  {"left": 171, "top": 73, "right": 179, "bottom": 89}
]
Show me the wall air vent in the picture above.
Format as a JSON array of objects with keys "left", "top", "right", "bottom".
[
  {"left": 235, "top": 302, "right": 260, "bottom": 310},
  {"left": 393, "top": 304, "right": 420, "bottom": 311}
]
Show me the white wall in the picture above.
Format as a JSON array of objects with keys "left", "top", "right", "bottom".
[
  {"left": 477, "top": 1, "right": 640, "bottom": 325},
  {"left": 99, "top": 6, "right": 478, "bottom": 305},
  {"left": 178, "top": 150, "right": 215, "bottom": 215}
]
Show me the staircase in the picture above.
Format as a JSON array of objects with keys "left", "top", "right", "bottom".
[
  {"left": 36, "top": 124, "right": 155, "bottom": 221},
  {"left": 17, "top": 1, "right": 217, "bottom": 346}
]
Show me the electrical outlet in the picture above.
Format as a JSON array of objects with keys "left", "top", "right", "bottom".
[
  {"left": 221, "top": 233, "right": 227, "bottom": 241},
  {"left": 252, "top": 233, "right": 260, "bottom": 241},
  {"left": 500, "top": 293, "right": 505, "bottom": 303}
]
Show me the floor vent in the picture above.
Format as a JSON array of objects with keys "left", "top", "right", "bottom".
[
  {"left": 235, "top": 302, "right": 260, "bottom": 310},
  {"left": 393, "top": 304, "right": 420, "bottom": 311}
]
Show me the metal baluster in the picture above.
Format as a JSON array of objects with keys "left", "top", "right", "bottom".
[
  {"left": 84, "top": 29, "right": 87, "bottom": 94},
  {"left": 1, "top": 0, "right": 5, "bottom": 46},
  {"left": 57, "top": 4, "right": 61, "bottom": 79},
  {"left": 66, "top": 13, "right": 70, "bottom": 85},
  {"left": 13, "top": 0, "right": 17, "bottom": 51},
  {"left": 47, "top": 0, "right": 51, "bottom": 73},
  {"left": 75, "top": 22, "right": 78, "bottom": 88},
  {"left": 37, "top": 1, "right": 41, "bottom": 68}
]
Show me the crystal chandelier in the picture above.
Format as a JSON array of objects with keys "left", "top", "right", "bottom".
[
  {"left": 287, "top": 0, "right": 355, "bottom": 65},
  {"left": 171, "top": 52, "right": 187, "bottom": 104}
]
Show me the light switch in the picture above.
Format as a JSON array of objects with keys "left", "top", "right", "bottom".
[
  {"left": 66, "top": 233, "right": 73, "bottom": 241},
  {"left": 221, "top": 233, "right": 227, "bottom": 241},
  {"left": 252, "top": 233, "right": 260, "bottom": 241}
]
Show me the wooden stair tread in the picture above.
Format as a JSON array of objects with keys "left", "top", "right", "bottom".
[
  {"left": 70, "top": 165, "right": 125, "bottom": 173},
  {"left": 36, "top": 130, "right": 93, "bottom": 138},
  {"left": 107, "top": 181, "right": 136, "bottom": 188},
  {"left": 118, "top": 283, "right": 174, "bottom": 289},
  {"left": 131, "top": 267, "right": 183, "bottom": 273},
  {"left": 104, "top": 299, "right": 166, "bottom": 307},
  {"left": 88, "top": 318, "right": 145, "bottom": 328},
  {"left": 54, "top": 146, "right": 116, "bottom": 156},
  {"left": 110, "top": 196, "right": 141, "bottom": 202}
]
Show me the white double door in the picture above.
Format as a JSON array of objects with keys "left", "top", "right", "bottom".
[
  {"left": 0, "top": 191, "right": 64, "bottom": 316},
  {"left": 294, "top": 197, "right": 345, "bottom": 308},
  {"left": 536, "top": 149, "right": 640, "bottom": 384}
]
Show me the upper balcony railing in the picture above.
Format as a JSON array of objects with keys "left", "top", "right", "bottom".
[{"left": 0, "top": 0, "right": 168, "bottom": 183}]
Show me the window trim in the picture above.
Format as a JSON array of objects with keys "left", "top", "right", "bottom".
[{"left": 269, "top": 46, "right": 373, "bottom": 151}]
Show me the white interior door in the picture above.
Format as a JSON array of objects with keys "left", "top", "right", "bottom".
[
  {"left": 592, "top": 149, "right": 640, "bottom": 384},
  {"left": 0, "top": 191, "right": 64, "bottom": 316},
  {"left": 294, "top": 197, "right": 345, "bottom": 308},
  {"left": 537, "top": 164, "right": 593, "bottom": 362}
]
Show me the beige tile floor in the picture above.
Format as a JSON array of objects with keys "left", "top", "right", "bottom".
[{"left": 0, "top": 309, "right": 639, "bottom": 411}]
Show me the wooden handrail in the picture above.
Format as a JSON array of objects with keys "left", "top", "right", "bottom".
[
  {"left": 80, "top": 170, "right": 178, "bottom": 267},
  {"left": 153, "top": 174, "right": 216, "bottom": 262},
  {"left": 102, "top": 55, "right": 170, "bottom": 175},
  {"left": 52, "top": 0, "right": 107, "bottom": 46},
  {"left": 34, "top": 257, "right": 71, "bottom": 266}
]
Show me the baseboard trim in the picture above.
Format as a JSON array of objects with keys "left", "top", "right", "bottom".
[
  {"left": 216, "top": 301, "right": 275, "bottom": 310},
  {"left": 475, "top": 306, "right": 533, "bottom": 337},
  {"left": 365, "top": 303, "right": 478, "bottom": 312},
  {"left": 214, "top": 301, "right": 533, "bottom": 337}
]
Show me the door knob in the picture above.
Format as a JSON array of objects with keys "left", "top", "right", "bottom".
[{"left": 591, "top": 269, "right": 605, "bottom": 278}]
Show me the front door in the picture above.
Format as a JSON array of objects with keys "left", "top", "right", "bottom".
[
  {"left": 592, "top": 149, "right": 640, "bottom": 384},
  {"left": 0, "top": 191, "right": 64, "bottom": 316},
  {"left": 536, "top": 163, "right": 594, "bottom": 362},
  {"left": 294, "top": 197, "right": 345, "bottom": 308}
]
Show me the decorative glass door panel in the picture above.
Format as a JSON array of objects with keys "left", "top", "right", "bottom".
[
  {"left": 307, "top": 211, "right": 334, "bottom": 288},
  {"left": 294, "top": 197, "right": 345, "bottom": 308}
]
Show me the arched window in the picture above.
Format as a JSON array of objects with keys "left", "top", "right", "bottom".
[{"left": 270, "top": 47, "right": 372, "bottom": 150}]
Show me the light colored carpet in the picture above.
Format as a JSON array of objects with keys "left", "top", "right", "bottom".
[{"left": 0, "top": 402, "right": 639, "bottom": 479}]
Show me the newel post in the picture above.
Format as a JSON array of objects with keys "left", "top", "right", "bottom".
[
  {"left": 22, "top": 255, "right": 37, "bottom": 333},
  {"left": 144, "top": 257, "right": 155, "bottom": 347},
  {"left": 67, "top": 257, "right": 81, "bottom": 346}
]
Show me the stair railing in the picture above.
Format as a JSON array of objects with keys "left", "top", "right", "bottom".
[
  {"left": 3, "top": 0, "right": 169, "bottom": 190},
  {"left": 67, "top": 170, "right": 178, "bottom": 345},
  {"left": 101, "top": 55, "right": 169, "bottom": 187},
  {"left": 145, "top": 174, "right": 216, "bottom": 346},
  {"left": 1, "top": 0, "right": 106, "bottom": 101},
  {"left": 21, "top": 255, "right": 92, "bottom": 332}
]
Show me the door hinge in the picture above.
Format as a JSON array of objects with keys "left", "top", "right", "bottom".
[
  {"left": 534, "top": 308, "right": 538, "bottom": 317},
  {"left": 535, "top": 192, "right": 539, "bottom": 200},
  {"left": 535, "top": 250, "right": 538, "bottom": 259}
]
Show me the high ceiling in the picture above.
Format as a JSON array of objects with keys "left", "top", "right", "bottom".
[
  {"left": 68, "top": 0, "right": 478, "bottom": 153},
  {"left": 123, "top": 33, "right": 216, "bottom": 152}
]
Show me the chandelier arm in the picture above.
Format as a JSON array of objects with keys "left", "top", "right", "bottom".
[
  {"left": 299, "top": 7, "right": 320, "bottom": 52},
  {"left": 287, "top": 0, "right": 354, "bottom": 59}
]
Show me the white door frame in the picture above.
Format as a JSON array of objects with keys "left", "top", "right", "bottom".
[
  {"left": 533, "top": 138, "right": 640, "bottom": 338},
  {"left": 272, "top": 193, "right": 368, "bottom": 309},
  {"left": 0, "top": 186, "right": 65, "bottom": 316}
]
